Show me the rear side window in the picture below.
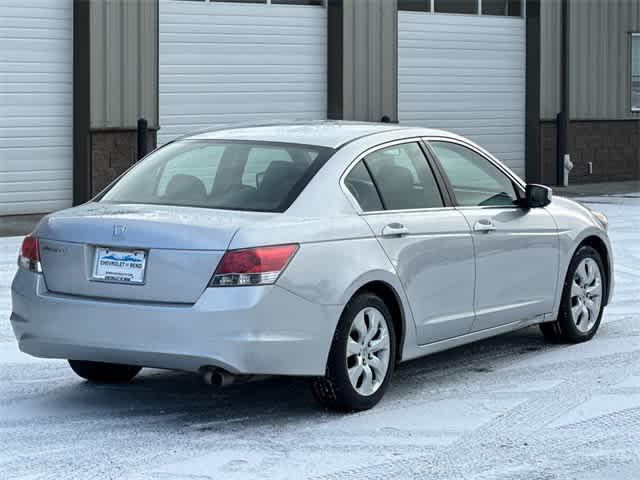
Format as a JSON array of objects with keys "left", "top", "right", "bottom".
[
  {"left": 99, "top": 140, "right": 334, "bottom": 212},
  {"left": 364, "top": 143, "right": 444, "bottom": 210},
  {"left": 344, "top": 161, "right": 383, "bottom": 212}
]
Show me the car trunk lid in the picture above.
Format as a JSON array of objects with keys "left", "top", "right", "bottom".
[{"left": 35, "top": 203, "right": 276, "bottom": 303}]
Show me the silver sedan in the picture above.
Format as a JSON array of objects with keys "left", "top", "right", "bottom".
[{"left": 10, "top": 122, "right": 613, "bottom": 411}]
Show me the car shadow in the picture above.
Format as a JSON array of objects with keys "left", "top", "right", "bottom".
[{"left": 32, "top": 325, "right": 554, "bottom": 430}]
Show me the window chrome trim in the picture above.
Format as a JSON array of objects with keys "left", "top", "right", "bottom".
[{"left": 339, "top": 137, "right": 451, "bottom": 215}]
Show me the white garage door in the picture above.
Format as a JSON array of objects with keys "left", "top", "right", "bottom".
[
  {"left": 399, "top": 13, "right": 525, "bottom": 177},
  {"left": 0, "top": 0, "right": 73, "bottom": 216},
  {"left": 158, "top": 0, "right": 327, "bottom": 146}
]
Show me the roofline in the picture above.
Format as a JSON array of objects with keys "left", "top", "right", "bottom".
[
  {"left": 334, "top": 126, "right": 423, "bottom": 150},
  {"left": 172, "top": 121, "right": 297, "bottom": 143},
  {"left": 168, "top": 121, "right": 456, "bottom": 150}
]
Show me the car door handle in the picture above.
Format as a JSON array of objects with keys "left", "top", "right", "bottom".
[
  {"left": 473, "top": 219, "right": 496, "bottom": 233},
  {"left": 381, "top": 223, "right": 410, "bottom": 237}
]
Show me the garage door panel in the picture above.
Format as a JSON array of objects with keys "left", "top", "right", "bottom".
[
  {"left": 399, "top": 12, "right": 525, "bottom": 178},
  {"left": 161, "top": 50, "right": 323, "bottom": 62},
  {"left": 1, "top": 72, "right": 71, "bottom": 85},
  {"left": 0, "top": 42, "right": 70, "bottom": 63},
  {"left": 401, "top": 56, "right": 524, "bottom": 69},
  {"left": 0, "top": 61, "right": 70, "bottom": 75},
  {"left": 0, "top": 178, "right": 72, "bottom": 194},
  {"left": 400, "top": 40, "right": 524, "bottom": 52},
  {"left": 160, "top": 74, "right": 323, "bottom": 85},
  {"left": 401, "top": 91, "right": 524, "bottom": 100},
  {"left": 161, "top": 24, "right": 322, "bottom": 36},
  {"left": 0, "top": 149, "right": 71, "bottom": 170},
  {"left": 161, "top": 82, "right": 326, "bottom": 95},
  {"left": 0, "top": 83, "right": 71, "bottom": 95},
  {"left": 2, "top": 169, "right": 70, "bottom": 182},
  {"left": 1, "top": 26, "right": 71, "bottom": 39},
  {"left": 160, "top": 64, "right": 324, "bottom": 75},
  {"left": 0, "top": 199, "right": 71, "bottom": 217},
  {"left": 0, "top": 8, "right": 69, "bottom": 22},
  {"left": 0, "top": 0, "right": 72, "bottom": 215},
  {"left": 160, "top": 32, "right": 324, "bottom": 44},
  {"left": 0, "top": 126, "right": 70, "bottom": 139},
  {"left": 401, "top": 74, "right": 523, "bottom": 84},
  {"left": 159, "top": 0, "right": 327, "bottom": 146},
  {"left": 1, "top": 136, "right": 71, "bottom": 149},
  {"left": 163, "top": 101, "right": 324, "bottom": 116}
]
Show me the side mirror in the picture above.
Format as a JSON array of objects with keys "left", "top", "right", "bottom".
[{"left": 523, "top": 184, "right": 552, "bottom": 208}]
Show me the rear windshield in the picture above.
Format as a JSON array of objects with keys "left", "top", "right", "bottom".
[{"left": 98, "top": 140, "right": 335, "bottom": 212}]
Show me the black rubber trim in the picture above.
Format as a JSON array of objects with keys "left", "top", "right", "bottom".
[
  {"left": 418, "top": 140, "right": 454, "bottom": 207},
  {"left": 421, "top": 140, "right": 458, "bottom": 207}
]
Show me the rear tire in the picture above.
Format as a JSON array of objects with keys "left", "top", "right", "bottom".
[
  {"left": 68, "top": 360, "right": 142, "bottom": 383},
  {"left": 540, "top": 245, "right": 605, "bottom": 344},
  {"left": 312, "top": 293, "right": 396, "bottom": 412}
]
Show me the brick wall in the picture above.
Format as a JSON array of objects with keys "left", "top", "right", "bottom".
[
  {"left": 539, "top": 120, "right": 640, "bottom": 185},
  {"left": 90, "top": 129, "right": 157, "bottom": 196}
]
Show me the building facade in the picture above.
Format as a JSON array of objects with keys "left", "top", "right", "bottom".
[{"left": 1, "top": 0, "right": 639, "bottom": 216}]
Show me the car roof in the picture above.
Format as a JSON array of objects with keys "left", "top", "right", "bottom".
[{"left": 182, "top": 120, "right": 453, "bottom": 149}]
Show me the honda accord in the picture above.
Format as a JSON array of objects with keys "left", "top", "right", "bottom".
[{"left": 11, "top": 122, "right": 613, "bottom": 411}]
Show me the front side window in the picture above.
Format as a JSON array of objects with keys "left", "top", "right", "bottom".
[
  {"left": 99, "top": 141, "right": 333, "bottom": 212},
  {"left": 430, "top": 141, "right": 518, "bottom": 207},
  {"left": 363, "top": 143, "right": 444, "bottom": 211},
  {"left": 632, "top": 34, "right": 640, "bottom": 111}
]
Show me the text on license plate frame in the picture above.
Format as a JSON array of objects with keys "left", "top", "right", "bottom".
[{"left": 92, "top": 247, "right": 148, "bottom": 285}]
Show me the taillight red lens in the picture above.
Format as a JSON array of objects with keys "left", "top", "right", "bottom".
[
  {"left": 21, "top": 235, "right": 40, "bottom": 261},
  {"left": 211, "top": 244, "right": 298, "bottom": 286},
  {"left": 18, "top": 235, "right": 42, "bottom": 272}
]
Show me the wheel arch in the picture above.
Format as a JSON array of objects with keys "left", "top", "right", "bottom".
[{"left": 575, "top": 235, "right": 612, "bottom": 306}]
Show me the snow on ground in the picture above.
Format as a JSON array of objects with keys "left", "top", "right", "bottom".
[{"left": 0, "top": 195, "right": 639, "bottom": 480}]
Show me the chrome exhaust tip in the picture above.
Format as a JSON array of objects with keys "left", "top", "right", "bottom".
[{"left": 201, "top": 367, "right": 235, "bottom": 387}]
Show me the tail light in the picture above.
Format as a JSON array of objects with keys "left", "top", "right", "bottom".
[
  {"left": 210, "top": 244, "right": 298, "bottom": 287},
  {"left": 18, "top": 235, "right": 42, "bottom": 273}
]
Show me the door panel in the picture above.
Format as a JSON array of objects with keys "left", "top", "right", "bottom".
[
  {"left": 346, "top": 141, "right": 476, "bottom": 345},
  {"left": 364, "top": 210, "right": 476, "bottom": 344},
  {"left": 428, "top": 139, "right": 560, "bottom": 330},
  {"left": 460, "top": 207, "right": 559, "bottom": 330}
]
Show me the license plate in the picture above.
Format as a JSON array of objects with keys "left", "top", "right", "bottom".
[{"left": 93, "top": 247, "right": 147, "bottom": 284}]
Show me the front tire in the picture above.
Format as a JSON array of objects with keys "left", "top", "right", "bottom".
[
  {"left": 312, "top": 293, "right": 396, "bottom": 412},
  {"left": 68, "top": 360, "right": 142, "bottom": 383},
  {"left": 541, "top": 245, "right": 605, "bottom": 343}
]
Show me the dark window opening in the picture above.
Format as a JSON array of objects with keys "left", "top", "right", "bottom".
[
  {"left": 398, "top": 0, "right": 429, "bottom": 12},
  {"left": 434, "top": 0, "right": 478, "bottom": 14},
  {"left": 482, "top": 0, "right": 521, "bottom": 16},
  {"left": 272, "top": 0, "right": 324, "bottom": 5}
]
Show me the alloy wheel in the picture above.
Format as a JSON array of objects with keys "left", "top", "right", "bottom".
[
  {"left": 346, "top": 307, "right": 391, "bottom": 396},
  {"left": 570, "top": 257, "right": 603, "bottom": 333}
]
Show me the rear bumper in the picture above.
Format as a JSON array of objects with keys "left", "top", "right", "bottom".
[{"left": 10, "top": 270, "right": 341, "bottom": 376}]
